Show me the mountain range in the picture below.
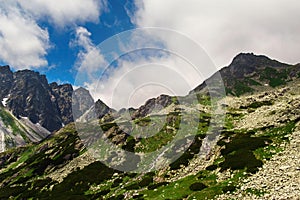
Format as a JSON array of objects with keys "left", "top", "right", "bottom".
[{"left": 0, "top": 53, "right": 299, "bottom": 199}]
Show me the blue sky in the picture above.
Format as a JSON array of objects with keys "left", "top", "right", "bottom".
[
  {"left": 1, "top": 0, "right": 300, "bottom": 108},
  {"left": 6, "top": 0, "right": 136, "bottom": 84}
]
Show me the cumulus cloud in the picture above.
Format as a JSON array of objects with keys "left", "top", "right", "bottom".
[
  {"left": 73, "top": 28, "right": 213, "bottom": 109},
  {"left": 74, "top": 1, "right": 300, "bottom": 109},
  {"left": 132, "top": 0, "right": 300, "bottom": 67},
  {"left": 97, "top": 55, "right": 207, "bottom": 110},
  {"left": 0, "top": 3, "right": 50, "bottom": 69},
  {"left": 0, "top": 0, "right": 106, "bottom": 69},
  {"left": 17, "top": 0, "right": 106, "bottom": 27},
  {"left": 71, "top": 26, "right": 107, "bottom": 82}
]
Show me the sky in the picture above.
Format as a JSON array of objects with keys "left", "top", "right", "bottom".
[{"left": 0, "top": 0, "right": 300, "bottom": 109}]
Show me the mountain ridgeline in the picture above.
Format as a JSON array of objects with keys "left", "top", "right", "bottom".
[{"left": 1, "top": 53, "right": 300, "bottom": 136}]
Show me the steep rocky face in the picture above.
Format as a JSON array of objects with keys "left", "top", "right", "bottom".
[
  {"left": 6, "top": 70, "right": 62, "bottom": 132},
  {"left": 131, "top": 94, "right": 174, "bottom": 119},
  {"left": 94, "top": 99, "right": 112, "bottom": 119},
  {"left": 76, "top": 99, "right": 115, "bottom": 123},
  {"left": 72, "top": 87, "right": 94, "bottom": 120},
  {"left": 0, "top": 66, "right": 97, "bottom": 132},
  {"left": 0, "top": 65, "right": 13, "bottom": 101},
  {"left": 50, "top": 83, "right": 73, "bottom": 125}
]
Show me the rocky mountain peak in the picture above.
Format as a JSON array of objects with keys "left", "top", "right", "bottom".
[
  {"left": 7, "top": 69, "right": 62, "bottom": 132},
  {"left": 0, "top": 66, "right": 87, "bottom": 132},
  {"left": 131, "top": 94, "right": 173, "bottom": 119},
  {"left": 94, "top": 99, "right": 111, "bottom": 119},
  {"left": 72, "top": 87, "right": 94, "bottom": 120},
  {"left": 192, "top": 52, "right": 297, "bottom": 96},
  {"left": 227, "top": 53, "right": 289, "bottom": 78},
  {"left": 0, "top": 65, "right": 12, "bottom": 76}
]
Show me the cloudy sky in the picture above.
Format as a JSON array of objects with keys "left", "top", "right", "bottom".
[{"left": 0, "top": 0, "right": 300, "bottom": 109}]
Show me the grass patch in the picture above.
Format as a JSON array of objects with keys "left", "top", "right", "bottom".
[
  {"left": 245, "top": 188, "right": 266, "bottom": 197},
  {"left": 218, "top": 132, "right": 271, "bottom": 173},
  {"left": 0, "top": 108, "right": 29, "bottom": 142},
  {"left": 259, "top": 67, "right": 289, "bottom": 87},
  {"left": 233, "top": 81, "right": 254, "bottom": 96}
]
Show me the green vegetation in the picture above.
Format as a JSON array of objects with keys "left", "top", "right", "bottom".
[
  {"left": 269, "top": 78, "right": 286, "bottom": 87},
  {"left": 189, "top": 182, "right": 207, "bottom": 191},
  {"left": 134, "top": 116, "right": 151, "bottom": 126},
  {"left": 197, "top": 94, "right": 211, "bottom": 105},
  {"left": 259, "top": 67, "right": 290, "bottom": 87},
  {"left": 100, "top": 122, "right": 117, "bottom": 132},
  {"left": 217, "top": 132, "right": 271, "bottom": 173},
  {"left": 135, "top": 114, "right": 181, "bottom": 153},
  {"left": 0, "top": 108, "right": 29, "bottom": 142},
  {"left": 246, "top": 78, "right": 262, "bottom": 86},
  {"left": 233, "top": 81, "right": 254, "bottom": 96},
  {"left": 254, "top": 121, "right": 296, "bottom": 161},
  {"left": 248, "top": 100, "right": 273, "bottom": 109},
  {"left": 0, "top": 78, "right": 298, "bottom": 200}
]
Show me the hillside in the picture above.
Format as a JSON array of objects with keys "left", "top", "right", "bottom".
[
  {"left": 0, "top": 53, "right": 299, "bottom": 199},
  {"left": 0, "top": 107, "right": 50, "bottom": 152}
]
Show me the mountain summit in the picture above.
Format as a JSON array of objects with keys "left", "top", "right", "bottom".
[{"left": 193, "top": 53, "right": 299, "bottom": 96}]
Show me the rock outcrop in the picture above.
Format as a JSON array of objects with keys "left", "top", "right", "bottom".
[
  {"left": 50, "top": 82, "right": 74, "bottom": 125},
  {"left": 7, "top": 70, "right": 62, "bottom": 132},
  {"left": 131, "top": 94, "right": 174, "bottom": 119},
  {"left": 0, "top": 66, "right": 95, "bottom": 132},
  {"left": 71, "top": 87, "right": 94, "bottom": 121}
]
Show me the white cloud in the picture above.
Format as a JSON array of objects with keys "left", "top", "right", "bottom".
[
  {"left": 76, "top": 1, "right": 300, "bottom": 109},
  {"left": 72, "top": 26, "right": 107, "bottom": 81},
  {"left": 17, "top": 0, "right": 106, "bottom": 27},
  {"left": 0, "top": 0, "right": 106, "bottom": 70},
  {"left": 85, "top": 56, "right": 199, "bottom": 110},
  {"left": 132, "top": 0, "right": 300, "bottom": 67},
  {"left": 74, "top": 28, "right": 213, "bottom": 109},
  {"left": 0, "top": 3, "right": 50, "bottom": 69}
]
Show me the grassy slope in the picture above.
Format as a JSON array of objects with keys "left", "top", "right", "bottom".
[{"left": 0, "top": 82, "right": 298, "bottom": 199}]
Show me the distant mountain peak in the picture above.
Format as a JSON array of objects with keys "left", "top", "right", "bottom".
[
  {"left": 192, "top": 52, "right": 298, "bottom": 95},
  {"left": 230, "top": 52, "right": 289, "bottom": 70},
  {"left": 0, "top": 65, "right": 11, "bottom": 71}
]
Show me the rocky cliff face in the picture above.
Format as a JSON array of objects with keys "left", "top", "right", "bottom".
[
  {"left": 6, "top": 70, "right": 62, "bottom": 132},
  {"left": 75, "top": 98, "right": 114, "bottom": 123},
  {"left": 0, "top": 65, "right": 96, "bottom": 152},
  {"left": 0, "top": 66, "right": 95, "bottom": 132},
  {"left": 225, "top": 53, "right": 289, "bottom": 78},
  {"left": 50, "top": 82, "right": 74, "bottom": 125},
  {"left": 72, "top": 87, "right": 94, "bottom": 121},
  {"left": 132, "top": 94, "right": 174, "bottom": 119},
  {"left": 0, "top": 65, "right": 13, "bottom": 102}
]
